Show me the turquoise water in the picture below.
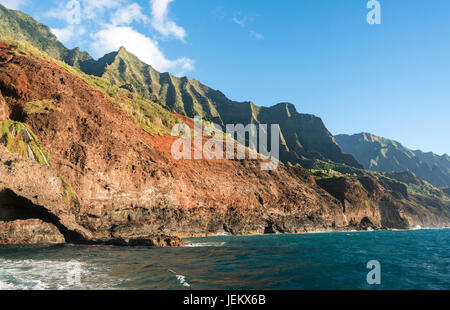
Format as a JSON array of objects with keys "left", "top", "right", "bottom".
[{"left": 0, "top": 229, "right": 448, "bottom": 290}]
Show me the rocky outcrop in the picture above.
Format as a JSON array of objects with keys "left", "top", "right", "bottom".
[
  {"left": 399, "top": 194, "right": 450, "bottom": 228},
  {"left": 0, "top": 145, "right": 93, "bottom": 242},
  {"left": 0, "top": 145, "right": 185, "bottom": 246},
  {"left": 0, "top": 219, "right": 65, "bottom": 244},
  {"left": 103, "top": 236, "right": 184, "bottom": 247},
  {"left": 316, "top": 176, "right": 409, "bottom": 230}
]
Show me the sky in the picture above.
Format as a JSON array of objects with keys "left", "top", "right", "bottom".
[{"left": 1, "top": 0, "right": 449, "bottom": 155}]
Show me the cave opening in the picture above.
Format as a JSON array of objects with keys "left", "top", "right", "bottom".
[{"left": 0, "top": 189, "right": 85, "bottom": 243}]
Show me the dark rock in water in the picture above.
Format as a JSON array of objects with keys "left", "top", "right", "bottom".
[{"left": 101, "top": 236, "right": 185, "bottom": 247}]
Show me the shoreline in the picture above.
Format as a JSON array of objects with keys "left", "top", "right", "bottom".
[
  {"left": 0, "top": 227, "right": 448, "bottom": 248},
  {"left": 184, "top": 226, "right": 450, "bottom": 240}
]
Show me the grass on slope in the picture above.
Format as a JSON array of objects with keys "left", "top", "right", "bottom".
[
  {"left": 24, "top": 99, "right": 56, "bottom": 114},
  {"left": 2, "top": 38, "right": 180, "bottom": 136},
  {"left": 0, "top": 5, "right": 67, "bottom": 60},
  {"left": 0, "top": 120, "right": 51, "bottom": 166},
  {"left": 306, "top": 158, "right": 450, "bottom": 201}
]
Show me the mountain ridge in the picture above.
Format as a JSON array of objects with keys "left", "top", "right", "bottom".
[
  {"left": 0, "top": 4, "right": 361, "bottom": 168},
  {"left": 335, "top": 133, "right": 450, "bottom": 187},
  {"left": 0, "top": 4, "right": 94, "bottom": 68},
  {"left": 91, "top": 46, "right": 362, "bottom": 168}
]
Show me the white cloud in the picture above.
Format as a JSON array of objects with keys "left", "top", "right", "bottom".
[
  {"left": 150, "top": 0, "right": 186, "bottom": 40},
  {"left": 81, "top": 0, "right": 125, "bottom": 20},
  {"left": 0, "top": 0, "right": 27, "bottom": 10},
  {"left": 46, "top": 0, "right": 125, "bottom": 23},
  {"left": 91, "top": 26, "right": 194, "bottom": 75},
  {"left": 250, "top": 30, "right": 263, "bottom": 40},
  {"left": 232, "top": 12, "right": 263, "bottom": 41},
  {"left": 51, "top": 25, "right": 86, "bottom": 44},
  {"left": 232, "top": 17, "right": 246, "bottom": 27},
  {"left": 110, "top": 3, "right": 148, "bottom": 25}
]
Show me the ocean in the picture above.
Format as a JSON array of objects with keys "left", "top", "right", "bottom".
[{"left": 0, "top": 229, "right": 448, "bottom": 290}]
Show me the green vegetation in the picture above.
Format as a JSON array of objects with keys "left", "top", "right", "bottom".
[
  {"left": 59, "top": 176, "right": 76, "bottom": 203},
  {"left": 305, "top": 159, "right": 363, "bottom": 180},
  {"left": 306, "top": 157, "right": 450, "bottom": 202},
  {"left": 0, "top": 120, "right": 51, "bottom": 166},
  {"left": 3, "top": 38, "right": 179, "bottom": 136},
  {"left": 0, "top": 4, "right": 93, "bottom": 68},
  {"left": 24, "top": 99, "right": 55, "bottom": 114},
  {"left": 117, "top": 92, "right": 179, "bottom": 136},
  {"left": 371, "top": 171, "right": 450, "bottom": 201},
  {"left": 0, "top": 4, "right": 67, "bottom": 60},
  {"left": 406, "top": 181, "right": 450, "bottom": 201}
]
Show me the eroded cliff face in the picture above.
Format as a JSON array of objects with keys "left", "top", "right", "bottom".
[
  {"left": 0, "top": 145, "right": 92, "bottom": 242},
  {"left": 316, "top": 177, "right": 409, "bottom": 230},
  {"left": 0, "top": 219, "right": 65, "bottom": 244},
  {"left": 0, "top": 43, "right": 442, "bottom": 246},
  {"left": 0, "top": 145, "right": 185, "bottom": 246}
]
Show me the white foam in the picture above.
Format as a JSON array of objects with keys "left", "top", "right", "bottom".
[
  {"left": 0, "top": 258, "right": 119, "bottom": 290},
  {"left": 185, "top": 242, "right": 226, "bottom": 247},
  {"left": 176, "top": 275, "right": 191, "bottom": 287},
  {"left": 167, "top": 269, "right": 191, "bottom": 287},
  {"left": 214, "top": 232, "right": 231, "bottom": 236}
]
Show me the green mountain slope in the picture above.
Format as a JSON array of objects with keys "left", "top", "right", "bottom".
[
  {"left": 87, "top": 47, "right": 362, "bottom": 167},
  {"left": 0, "top": 4, "right": 93, "bottom": 69},
  {"left": 335, "top": 133, "right": 450, "bottom": 187},
  {"left": 0, "top": 4, "right": 361, "bottom": 168}
]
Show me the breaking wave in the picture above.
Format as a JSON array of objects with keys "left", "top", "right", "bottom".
[
  {"left": 168, "top": 269, "right": 191, "bottom": 287},
  {"left": 185, "top": 242, "right": 227, "bottom": 247},
  {"left": 0, "top": 258, "right": 118, "bottom": 290}
]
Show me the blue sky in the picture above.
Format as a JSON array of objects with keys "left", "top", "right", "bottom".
[{"left": 1, "top": 0, "right": 449, "bottom": 155}]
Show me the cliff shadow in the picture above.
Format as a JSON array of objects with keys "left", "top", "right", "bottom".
[{"left": 0, "top": 189, "right": 86, "bottom": 243}]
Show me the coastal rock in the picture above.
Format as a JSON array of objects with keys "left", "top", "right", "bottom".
[
  {"left": 0, "top": 145, "right": 93, "bottom": 243},
  {"left": 0, "top": 219, "right": 65, "bottom": 244},
  {"left": 101, "top": 236, "right": 185, "bottom": 247},
  {"left": 316, "top": 176, "right": 409, "bottom": 230}
]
